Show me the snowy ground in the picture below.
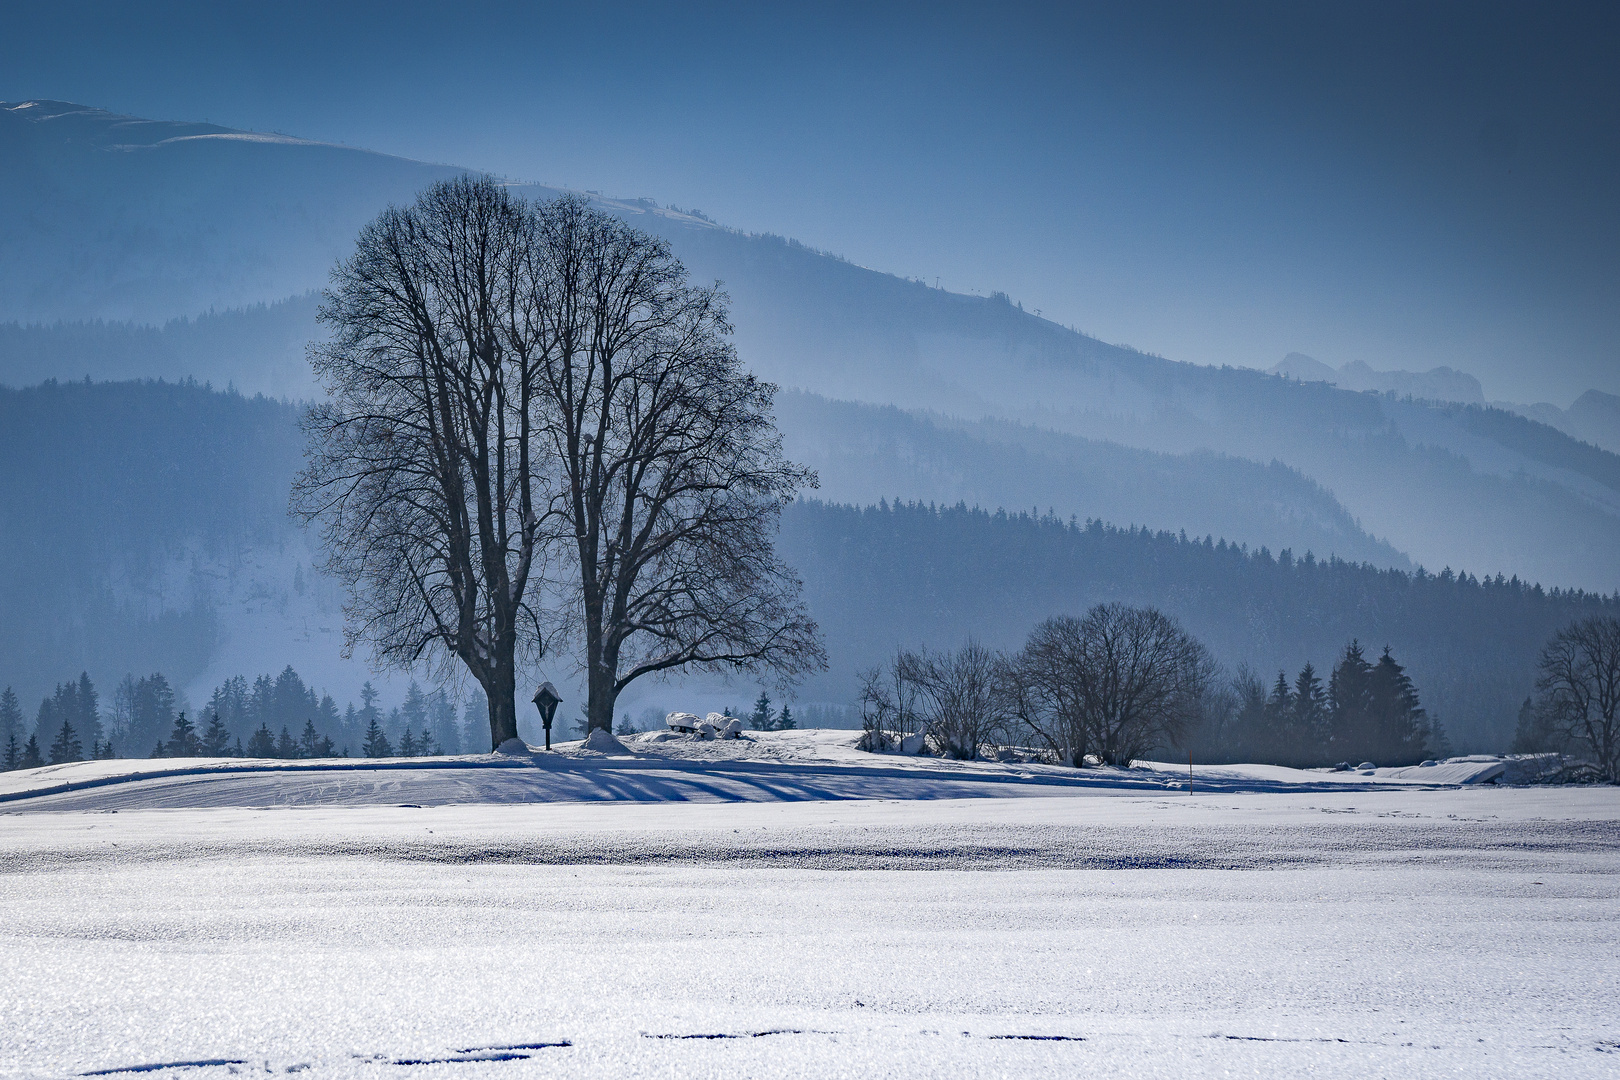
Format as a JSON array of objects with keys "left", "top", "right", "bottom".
[
  {"left": 0, "top": 729, "right": 1509, "bottom": 811},
  {"left": 0, "top": 738, "right": 1614, "bottom": 1078}
]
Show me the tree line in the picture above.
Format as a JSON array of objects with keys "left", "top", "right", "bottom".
[
  {"left": 856, "top": 603, "right": 1618, "bottom": 779},
  {"left": 0, "top": 667, "right": 494, "bottom": 769},
  {"left": 779, "top": 499, "right": 1620, "bottom": 752}
]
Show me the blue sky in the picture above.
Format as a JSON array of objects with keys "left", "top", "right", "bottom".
[{"left": 4, "top": 1, "right": 1617, "bottom": 403}]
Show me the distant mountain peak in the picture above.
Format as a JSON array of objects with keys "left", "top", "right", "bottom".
[{"left": 1270, "top": 352, "right": 1484, "bottom": 405}]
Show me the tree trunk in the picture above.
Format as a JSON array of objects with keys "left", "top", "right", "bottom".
[
  {"left": 484, "top": 666, "right": 520, "bottom": 750},
  {"left": 587, "top": 656, "right": 616, "bottom": 733}
]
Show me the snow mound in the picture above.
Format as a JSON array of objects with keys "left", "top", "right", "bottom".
[
  {"left": 495, "top": 737, "right": 531, "bottom": 755},
  {"left": 579, "top": 728, "right": 632, "bottom": 755}
]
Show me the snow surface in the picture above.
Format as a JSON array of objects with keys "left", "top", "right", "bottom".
[
  {"left": 0, "top": 738, "right": 1613, "bottom": 1077},
  {"left": 0, "top": 790, "right": 1616, "bottom": 1078},
  {"left": 0, "top": 730, "right": 1513, "bottom": 812}
]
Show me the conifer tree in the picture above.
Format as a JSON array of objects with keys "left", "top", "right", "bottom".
[
  {"left": 200, "top": 714, "right": 231, "bottom": 756},
  {"left": 49, "top": 721, "right": 82, "bottom": 764},
  {"left": 749, "top": 692, "right": 775, "bottom": 731},
  {"left": 246, "top": 723, "right": 277, "bottom": 758},
  {"left": 276, "top": 726, "right": 298, "bottom": 759},
  {"left": 317, "top": 735, "right": 337, "bottom": 757},
  {"left": 363, "top": 717, "right": 392, "bottom": 758},
  {"left": 3, "top": 732, "right": 19, "bottom": 770},
  {"left": 0, "top": 686, "right": 22, "bottom": 748},
  {"left": 1366, "top": 646, "right": 1431, "bottom": 765},
  {"left": 1263, "top": 671, "right": 1293, "bottom": 754},
  {"left": 20, "top": 734, "right": 44, "bottom": 769},
  {"left": 299, "top": 719, "right": 320, "bottom": 758},
  {"left": 1289, "top": 663, "right": 1328, "bottom": 764},
  {"left": 1328, "top": 641, "right": 1374, "bottom": 756},
  {"left": 461, "top": 699, "right": 487, "bottom": 755},
  {"left": 398, "top": 728, "right": 419, "bottom": 757},
  {"left": 776, "top": 705, "right": 796, "bottom": 731},
  {"left": 165, "top": 713, "right": 199, "bottom": 757}
]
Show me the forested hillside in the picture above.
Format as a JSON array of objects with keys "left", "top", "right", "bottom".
[
  {"left": 1, "top": 380, "right": 1601, "bottom": 752},
  {"left": 777, "top": 500, "right": 1620, "bottom": 752},
  {"left": 0, "top": 379, "right": 311, "bottom": 709},
  {"left": 3, "top": 101, "right": 1618, "bottom": 591}
]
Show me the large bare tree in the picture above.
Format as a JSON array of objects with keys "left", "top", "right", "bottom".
[
  {"left": 1003, "top": 617, "right": 1090, "bottom": 767},
  {"left": 293, "top": 177, "right": 547, "bottom": 750},
  {"left": 528, "top": 196, "right": 823, "bottom": 732},
  {"left": 1010, "top": 605, "right": 1213, "bottom": 767},
  {"left": 896, "top": 641, "right": 1008, "bottom": 759},
  {"left": 1535, "top": 615, "right": 1620, "bottom": 781}
]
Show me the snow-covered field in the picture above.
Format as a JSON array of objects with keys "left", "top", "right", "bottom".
[
  {"left": 1, "top": 734, "right": 1614, "bottom": 1078},
  {"left": 0, "top": 728, "right": 1511, "bottom": 811}
]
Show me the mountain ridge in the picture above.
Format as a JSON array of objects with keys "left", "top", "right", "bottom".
[{"left": 2, "top": 100, "right": 1618, "bottom": 590}]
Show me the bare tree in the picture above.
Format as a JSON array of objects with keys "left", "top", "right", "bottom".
[
  {"left": 1003, "top": 617, "right": 1090, "bottom": 766},
  {"left": 527, "top": 196, "right": 824, "bottom": 732},
  {"left": 1535, "top": 615, "right": 1620, "bottom": 781},
  {"left": 855, "top": 662, "right": 922, "bottom": 751},
  {"left": 897, "top": 641, "right": 1007, "bottom": 759},
  {"left": 293, "top": 177, "right": 547, "bottom": 750},
  {"left": 1013, "top": 605, "right": 1213, "bottom": 767}
]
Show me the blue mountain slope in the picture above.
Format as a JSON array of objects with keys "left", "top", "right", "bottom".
[{"left": 2, "top": 101, "right": 1618, "bottom": 588}]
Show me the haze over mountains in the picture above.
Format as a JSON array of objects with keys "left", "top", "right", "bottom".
[{"left": 2, "top": 99, "right": 1617, "bottom": 744}]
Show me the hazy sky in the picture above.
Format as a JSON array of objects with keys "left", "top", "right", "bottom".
[{"left": 5, "top": 1, "right": 1618, "bottom": 404}]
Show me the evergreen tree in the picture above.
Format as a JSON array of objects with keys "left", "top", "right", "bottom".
[
  {"left": 231, "top": 736, "right": 246, "bottom": 757},
  {"left": 3, "top": 732, "right": 19, "bottom": 770},
  {"left": 200, "top": 714, "right": 232, "bottom": 756},
  {"left": 429, "top": 692, "right": 461, "bottom": 755},
  {"left": 1327, "top": 640, "right": 1375, "bottom": 756},
  {"left": 126, "top": 674, "right": 176, "bottom": 758},
  {"left": 315, "top": 694, "right": 342, "bottom": 745},
  {"left": 246, "top": 723, "right": 277, "bottom": 758},
  {"left": 275, "top": 726, "right": 298, "bottom": 759},
  {"left": 208, "top": 676, "right": 249, "bottom": 744},
  {"left": 776, "top": 705, "right": 796, "bottom": 731},
  {"left": 1289, "top": 662, "right": 1328, "bottom": 764},
  {"left": 362, "top": 716, "right": 392, "bottom": 758},
  {"left": 20, "top": 734, "right": 44, "bottom": 769},
  {"left": 0, "top": 686, "right": 22, "bottom": 748},
  {"left": 461, "top": 698, "right": 488, "bottom": 753},
  {"left": 358, "top": 682, "right": 382, "bottom": 740},
  {"left": 165, "top": 712, "right": 199, "bottom": 757},
  {"left": 342, "top": 702, "right": 361, "bottom": 750},
  {"left": 49, "top": 720, "right": 82, "bottom": 764},
  {"left": 401, "top": 682, "right": 428, "bottom": 741},
  {"left": 299, "top": 719, "right": 320, "bottom": 758},
  {"left": 398, "top": 728, "right": 418, "bottom": 757},
  {"left": 749, "top": 691, "right": 775, "bottom": 731},
  {"left": 317, "top": 735, "right": 337, "bottom": 757},
  {"left": 1365, "top": 646, "right": 1432, "bottom": 765},
  {"left": 75, "top": 672, "right": 104, "bottom": 747},
  {"left": 1263, "top": 671, "right": 1294, "bottom": 757}
]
